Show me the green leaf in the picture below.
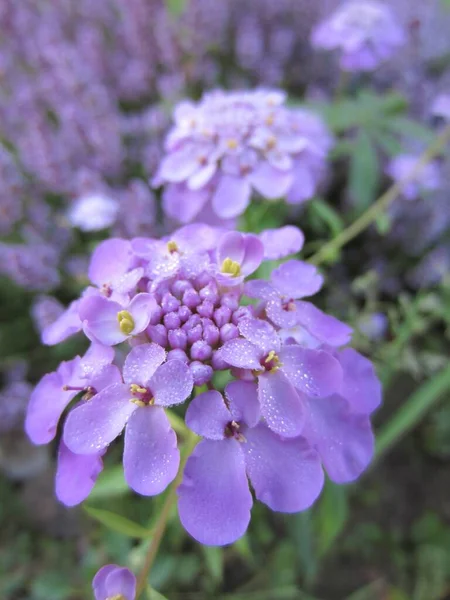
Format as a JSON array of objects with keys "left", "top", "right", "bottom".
[
  {"left": 147, "top": 586, "right": 169, "bottom": 600},
  {"left": 370, "top": 129, "right": 403, "bottom": 156},
  {"left": 315, "top": 481, "right": 348, "bottom": 557},
  {"left": 201, "top": 546, "right": 223, "bottom": 582},
  {"left": 88, "top": 465, "right": 129, "bottom": 500},
  {"left": 375, "top": 365, "right": 450, "bottom": 460},
  {"left": 309, "top": 198, "right": 345, "bottom": 237},
  {"left": 386, "top": 117, "right": 435, "bottom": 144},
  {"left": 165, "top": 0, "right": 186, "bottom": 16},
  {"left": 348, "top": 130, "right": 379, "bottom": 211},
  {"left": 83, "top": 505, "right": 152, "bottom": 538}
]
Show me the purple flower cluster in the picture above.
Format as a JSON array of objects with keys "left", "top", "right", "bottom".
[
  {"left": 311, "top": 1, "right": 405, "bottom": 72},
  {"left": 386, "top": 153, "right": 441, "bottom": 201},
  {"left": 154, "top": 90, "right": 333, "bottom": 223},
  {"left": 26, "top": 225, "right": 381, "bottom": 545}
]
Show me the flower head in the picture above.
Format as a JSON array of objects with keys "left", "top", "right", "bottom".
[
  {"left": 311, "top": 1, "right": 405, "bottom": 72},
  {"left": 26, "top": 225, "right": 380, "bottom": 544},
  {"left": 93, "top": 565, "right": 136, "bottom": 600},
  {"left": 154, "top": 90, "right": 333, "bottom": 223}
]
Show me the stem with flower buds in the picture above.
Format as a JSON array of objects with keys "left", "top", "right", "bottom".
[
  {"left": 135, "top": 431, "right": 198, "bottom": 599},
  {"left": 308, "top": 123, "right": 450, "bottom": 266}
]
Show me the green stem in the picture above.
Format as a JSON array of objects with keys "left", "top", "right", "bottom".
[
  {"left": 308, "top": 124, "right": 450, "bottom": 266},
  {"left": 135, "top": 432, "right": 198, "bottom": 598}
]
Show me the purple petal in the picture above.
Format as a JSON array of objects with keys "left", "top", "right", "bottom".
[
  {"left": 266, "top": 297, "right": 302, "bottom": 329},
  {"left": 56, "top": 441, "right": 103, "bottom": 507},
  {"left": 339, "top": 348, "right": 382, "bottom": 415},
  {"left": 173, "top": 223, "right": 224, "bottom": 253},
  {"left": 302, "top": 395, "right": 375, "bottom": 483},
  {"left": 248, "top": 161, "right": 293, "bottom": 199},
  {"left": 79, "top": 343, "right": 115, "bottom": 379},
  {"left": 25, "top": 357, "right": 81, "bottom": 445},
  {"left": 258, "top": 370, "right": 305, "bottom": 438},
  {"left": 238, "top": 318, "right": 280, "bottom": 355},
  {"left": 285, "top": 163, "right": 316, "bottom": 204},
  {"left": 225, "top": 380, "right": 260, "bottom": 428},
  {"left": 159, "top": 147, "right": 199, "bottom": 182},
  {"left": 244, "top": 279, "right": 277, "bottom": 301},
  {"left": 218, "top": 338, "right": 262, "bottom": 370},
  {"left": 79, "top": 296, "right": 127, "bottom": 346},
  {"left": 89, "top": 365, "right": 123, "bottom": 393},
  {"left": 240, "top": 234, "right": 264, "bottom": 276},
  {"left": 217, "top": 231, "right": 246, "bottom": 265},
  {"left": 123, "top": 343, "right": 166, "bottom": 387},
  {"left": 123, "top": 407, "right": 179, "bottom": 495},
  {"left": 112, "top": 267, "right": 144, "bottom": 295},
  {"left": 244, "top": 425, "right": 324, "bottom": 512},
  {"left": 271, "top": 260, "right": 323, "bottom": 299},
  {"left": 178, "top": 439, "right": 252, "bottom": 545},
  {"left": 259, "top": 226, "right": 305, "bottom": 260},
  {"left": 212, "top": 174, "right": 251, "bottom": 219},
  {"left": 63, "top": 383, "right": 135, "bottom": 454},
  {"left": 163, "top": 183, "right": 209, "bottom": 223},
  {"left": 295, "top": 301, "right": 353, "bottom": 347},
  {"left": 41, "top": 298, "right": 82, "bottom": 345},
  {"left": 127, "top": 293, "right": 157, "bottom": 333},
  {"left": 88, "top": 239, "right": 133, "bottom": 287},
  {"left": 185, "top": 390, "right": 231, "bottom": 439},
  {"left": 93, "top": 565, "right": 136, "bottom": 600},
  {"left": 188, "top": 163, "right": 217, "bottom": 190},
  {"left": 151, "top": 360, "right": 193, "bottom": 407},
  {"left": 280, "top": 346, "right": 343, "bottom": 398}
]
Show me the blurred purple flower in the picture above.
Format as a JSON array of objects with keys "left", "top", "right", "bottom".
[
  {"left": 154, "top": 90, "right": 332, "bottom": 223},
  {"left": 311, "top": 1, "right": 405, "bottom": 72},
  {"left": 386, "top": 153, "right": 441, "bottom": 200},
  {"left": 93, "top": 565, "right": 136, "bottom": 600}
]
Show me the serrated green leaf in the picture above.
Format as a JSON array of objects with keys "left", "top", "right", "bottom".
[
  {"left": 83, "top": 505, "right": 152, "bottom": 538},
  {"left": 348, "top": 130, "right": 379, "bottom": 211}
]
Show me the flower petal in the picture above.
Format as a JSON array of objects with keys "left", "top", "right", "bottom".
[
  {"left": 280, "top": 346, "right": 343, "bottom": 398},
  {"left": 178, "top": 439, "right": 252, "bottom": 545},
  {"left": 88, "top": 239, "right": 133, "bottom": 287},
  {"left": 123, "top": 406, "right": 179, "bottom": 496},
  {"left": 258, "top": 370, "right": 304, "bottom": 438},
  {"left": 244, "top": 425, "right": 324, "bottom": 512},
  {"left": 25, "top": 358, "right": 81, "bottom": 445},
  {"left": 248, "top": 161, "right": 293, "bottom": 199},
  {"left": 101, "top": 566, "right": 136, "bottom": 600},
  {"left": 225, "top": 380, "right": 260, "bottom": 428},
  {"left": 127, "top": 293, "right": 158, "bottom": 334},
  {"left": 151, "top": 360, "right": 194, "bottom": 407},
  {"left": 163, "top": 183, "right": 209, "bottom": 223},
  {"left": 79, "top": 295, "right": 127, "bottom": 346},
  {"left": 217, "top": 338, "right": 262, "bottom": 370},
  {"left": 185, "top": 390, "right": 231, "bottom": 439},
  {"left": 212, "top": 174, "right": 251, "bottom": 219},
  {"left": 259, "top": 226, "right": 305, "bottom": 260},
  {"left": 63, "top": 383, "right": 134, "bottom": 454},
  {"left": 123, "top": 343, "right": 166, "bottom": 387},
  {"left": 55, "top": 441, "right": 103, "bottom": 507},
  {"left": 271, "top": 260, "right": 323, "bottom": 299},
  {"left": 302, "top": 394, "right": 375, "bottom": 483},
  {"left": 339, "top": 348, "right": 382, "bottom": 415},
  {"left": 238, "top": 318, "right": 281, "bottom": 355},
  {"left": 295, "top": 301, "right": 353, "bottom": 347}
]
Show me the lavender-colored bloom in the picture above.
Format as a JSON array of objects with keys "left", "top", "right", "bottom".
[
  {"left": 154, "top": 90, "right": 332, "bottom": 222},
  {"left": 178, "top": 381, "right": 324, "bottom": 545},
  {"left": 311, "top": 1, "right": 406, "bottom": 72},
  {"left": 386, "top": 154, "right": 441, "bottom": 200},
  {"left": 67, "top": 192, "right": 120, "bottom": 232},
  {"left": 93, "top": 565, "right": 136, "bottom": 600},
  {"left": 26, "top": 226, "right": 380, "bottom": 533},
  {"left": 431, "top": 93, "right": 450, "bottom": 121}
]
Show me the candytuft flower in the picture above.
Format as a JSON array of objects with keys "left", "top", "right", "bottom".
[
  {"left": 311, "top": 1, "right": 405, "bottom": 72},
  {"left": 26, "top": 224, "right": 381, "bottom": 544},
  {"left": 154, "top": 90, "right": 332, "bottom": 222},
  {"left": 93, "top": 565, "right": 136, "bottom": 600}
]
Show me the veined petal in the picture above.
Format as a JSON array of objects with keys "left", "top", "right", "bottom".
[
  {"left": 123, "top": 343, "right": 166, "bottom": 387},
  {"left": 55, "top": 441, "right": 103, "bottom": 507},
  {"left": 151, "top": 360, "right": 194, "bottom": 407},
  {"left": 185, "top": 390, "right": 231, "bottom": 439},
  {"left": 258, "top": 370, "right": 304, "bottom": 438}
]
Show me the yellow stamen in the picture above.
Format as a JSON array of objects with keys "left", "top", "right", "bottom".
[
  {"left": 167, "top": 240, "right": 178, "bottom": 253},
  {"left": 130, "top": 384, "right": 147, "bottom": 395},
  {"left": 221, "top": 257, "right": 241, "bottom": 277},
  {"left": 266, "top": 114, "right": 274, "bottom": 126},
  {"left": 226, "top": 138, "right": 238, "bottom": 150},
  {"left": 117, "top": 310, "right": 135, "bottom": 335},
  {"left": 266, "top": 135, "right": 277, "bottom": 151},
  {"left": 264, "top": 350, "right": 281, "bottom": 373},
  {"left": 130, "top": 398, "right": 146, "bottom": 407}
]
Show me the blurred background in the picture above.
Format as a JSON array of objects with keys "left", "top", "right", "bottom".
[{"left": 1, "top": 1, "right": 450, "bottom": 598}]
